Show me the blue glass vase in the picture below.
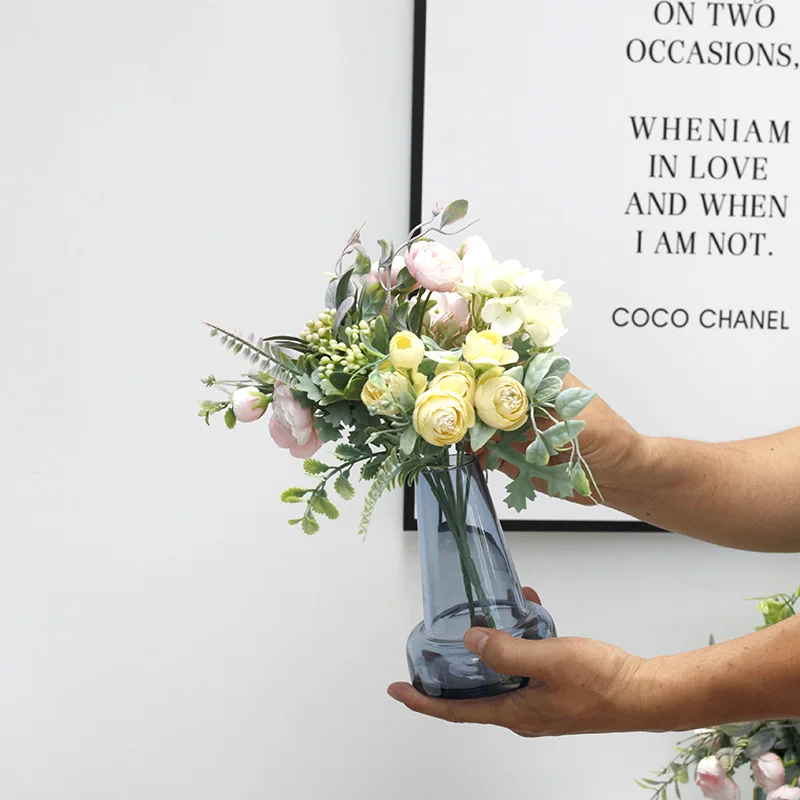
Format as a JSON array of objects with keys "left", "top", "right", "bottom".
[{"left": 406, "top": 456, "right": 557, "bottom": 699}]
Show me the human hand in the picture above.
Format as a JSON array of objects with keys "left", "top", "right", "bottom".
[
  {"left": 485, "top": 373, "right": 648, "bottom": 507},
  {"left": 388, "top": 587, "right": 655, "bottom": 736}
]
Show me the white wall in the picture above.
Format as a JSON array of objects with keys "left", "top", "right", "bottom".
[{"left": 0, "top": 2, "right": 796, "bottom": 798}]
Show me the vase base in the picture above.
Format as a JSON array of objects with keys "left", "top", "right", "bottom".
[
  {"left": 406, "top": 600, "right": 556, "bottom": 701},
  {"left": 412, "top": 674, "right": 529, "bottom": 700}
]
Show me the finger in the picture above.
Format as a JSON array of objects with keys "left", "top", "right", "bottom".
[
  {"left": 463, "top": 627, "right": 549, "bottom": 676},
  {"left": 386, "top": 682, "right": 520, "bottom": 726},
  {"left": 522, "top": 586, "right": 542, "bottom": 605}
]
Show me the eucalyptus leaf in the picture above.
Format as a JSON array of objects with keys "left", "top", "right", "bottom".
[
  {"left": 362, "top": 281, "right": 387, "bottom": 321},
  {"left": 570, "top": 464, "right": 591, "bottom": 496},
  {"left": 335, "top": 267, "right": 356, "bottom": 307},
  {"left": 440, "top": 199, "right": 468, "bottom": 227},
  {"left": 548, "top": 356, "right": 571, "bottom": 380},
  {"left": 555, "top": 387, "right": 597, "bottom": 420},
  {"left": 745, "top": 729, "right": 777, "bottom": 759},
  {"left": 378, "top": 239, "right": 393, "bottom": 266},
  {"left": 333, "top": 296, "right": 355, "bottom": 334},
  {"left": 354, "top": 252, "right": 372, "bottom": 276},
  {"left": 400, "top": 425, "right": 419, "bottom": 455}
]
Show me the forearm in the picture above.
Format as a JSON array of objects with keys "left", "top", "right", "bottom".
[
  {"left": 636, "top": 614, "right": 800, "bottom": 731},
  {"left": 605, "top": 429, "right": 800, "bottom": 552}
]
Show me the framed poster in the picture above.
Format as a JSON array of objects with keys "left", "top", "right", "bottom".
[{"left": 404, "top": 0, "right": 799, "bottom": 531}]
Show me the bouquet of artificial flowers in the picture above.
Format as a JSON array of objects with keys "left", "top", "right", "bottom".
[
  {"left": 198, "top": 200, "right": 597, "bottom": 541},
  {"left": 639, "top": 589, "right": 800, "bottom": 800}
]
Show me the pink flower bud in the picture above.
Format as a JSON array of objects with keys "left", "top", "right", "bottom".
[
  {"left": 753, "top": 753, "right": 786, "bottom": 794},
  {"left": 404, "top": 241, "right": 463, "bottom": 293},
  {"left": 268, "top": 382, "right": 322, "bottom": 458},
  {"left": 232, "top": 387, "right": 268, "bottom": 423}
]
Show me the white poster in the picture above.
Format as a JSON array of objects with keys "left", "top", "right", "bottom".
[{"left": 419, "top": 0, "right": 800, "bottom": 527}]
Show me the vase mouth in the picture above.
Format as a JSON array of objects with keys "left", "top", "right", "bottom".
[{"left": 421, "top": 454, "right": 479, "bottom": 475}]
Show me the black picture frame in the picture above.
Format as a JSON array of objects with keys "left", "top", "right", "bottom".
[{"left": 402, "top": 0, "right": 660, "bottom": 534}]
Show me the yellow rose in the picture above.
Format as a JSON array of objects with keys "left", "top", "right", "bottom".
[
  {"left": 474, "top": 374, "right": 529, "bottom": 431},
  {"left": 361, "top": 369, "right": 415, "bottom": 417},
  {"left": 429, "top": 362, "right": 476, "bottom": 405},
  {"left": 389, "top": 331, "right": 425, "bottom": 370},
  {"left": 461, "top": 330, "right": 517, "bottom": 367},
  {"left": 413, "top": 389, "right": 475, "bottom": 446}
]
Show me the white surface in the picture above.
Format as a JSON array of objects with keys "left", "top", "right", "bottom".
[
  {"left": 0, "top": 2, "right": 796, "bottom": 799},
  {"left": 423, "top": 0, "right": 800, "bottom": 523}
]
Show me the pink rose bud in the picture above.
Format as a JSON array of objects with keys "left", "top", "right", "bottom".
[
  {"left": 404, "top": 241, "right": 463, "bottom": 293},
  {"left": 753, "top": 753, "right": 787, "bottom": 793},
  {"left": 268, "top": 382, "right": 323, "bottom": 459},
  {"left": 768, "top": 787, "right": 800, "bottom": 800},
  {"left": 364, "top": 256, "right": 406, "bottom": 288},
  {"left": 697, "top": 757, "right": 741, "bottom": 800},
  {"left": 232, "top": 387, "right": 268, "bottom": 423}
]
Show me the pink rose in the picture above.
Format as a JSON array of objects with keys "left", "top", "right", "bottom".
[
  {"left": 364, "top": 256, "right": 407, "bottom": 288},
  {"left": 429, "top": 291, "right": 470, "bottom": 332},
  {"left": 268, "top": 382, "right": 322, "bottom": 458},
  {"left": 697, "top": 758, "right": 741, "bottom": 800},
  {"left": 232, "top": 387, "right": 268, "bottom": 423},
  {"left": 753, "top": 753, "right": 786, "bottom": 793},
  {"left": 404, "top": 241, "right": 463, "bottom": 292},
  {"left": 768, "top": 787, "right": 800, "bottom": 800}
]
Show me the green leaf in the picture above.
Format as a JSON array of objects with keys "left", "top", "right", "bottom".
[
  {"left": 505, "top": 365, "right": 524, "bottom": 383},
  {"left": 335, "top": 267, "right": 356, "bottom": 307},
  {"left": 311, "top": 493, "right": 339, "bottom": 520},
  {"left": 393, "top": 267, "right": 417, "bottom": 293},
  {"left": 358, "top": 450, "right": 401, "bottom": 536},
  {"left": 316, "top": 417, "right": 342, "bottom": 443},
  {"left": 487, "top": 440, "right": 575, "bottom": 501},
  {"left": 571, "top": 464, "right": 591, "bottom": 496},
  {"left": 708, "top": 634, "right": 716, "bottom": 646},
  {"left": 360, "top": 458, "right": 383, "bottom": 480},
  {"left": 504, "top": 472, "right": 538, "bottom": 512},
  {"left": 524, "top": 353, "right": 558, "bottom": 396},
  {"left": 224, "top": 407, "right": 237, "bottom": 429},
  {"left": 301, "top": 513, "right": 320, "bottom": 535},
  {"left": 440, "top": 199, "right": 468, "bottom": 227},
  {"left": 296, "top": 373, "right": 323, "bottom": 403},
  {"left": 535, "top": 375, "right": 563, "bottom": 403},
  {"left": 333, "top": 295, "right": 355, "bottom": 334},
  {"left": 372, "top": 315, "right": 388, "bottom": 354},
  {"left": 303, "top": 459, "right": 329, "bottom": 476},
  {"left": 424, "top": 349, "right": 461, "bottom": 364},
  {"left": 323, "top": 402, "right": 352, "bottom": 427},
  {"left": 745, "top": 729, "right": 777, "bottom": 759},
  {"left": 548, "top": 356, "right": 571, "bottom": 380},
  {"left": 334, "top": 473, "right": 355, "bottom": 501},
  {"left": 328, "top": 372, "right": 351, "bottom": 391},
  {"left": 543, "top": 420, "right": 586, "bottom": 448},
  {"left": 354, "top": 252, "right": 372, "bottom": 276},
  {"left": 555, "top": 387, "right": 596, "bottom": 420},
  {"left": 400, "top": 425, "right": 419, "bottom": 456},
  {"left": 377, "top": 239, "right": 393, "bottom": 266},
  {"left": 362, "top": 281, "right": 387, "bottom": 321},
  {"left": 281, "top": 487, "right": 310, "bottom": 504},
  {"left": 525, "top": 436, "right": 550, "bottom": 466},
  {"left": 335, "top": 443, "right": 363, "bottom": 460},
  {"left": 390, "top": 299, "right": 409, "bottom": 331},
  {"left": 470, "top": 420, "right": 497, "bottom": 451}
]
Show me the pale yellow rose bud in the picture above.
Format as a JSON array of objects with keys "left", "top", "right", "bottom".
[
  {"left": 461, "top": 330, "right": 517, "bottom": 367},
  {"left": 474, "top": 373, "right": 529, "bottom": 431},
  {"left": 412, "top": 389, "right": 475, "bottom": 447},
  {"left": 361, "top": 369, "right": 416, "bottom": 418},
  {"left": 389, "top": 331, "right": 426, "bottom": 370},
  {"left": 429, "top": 361, "right": 476, "bottom": 405}
]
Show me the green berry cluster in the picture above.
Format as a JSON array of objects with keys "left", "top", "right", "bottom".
[{"left": 300, "top": 310, "right": 376, "bottom": 379}]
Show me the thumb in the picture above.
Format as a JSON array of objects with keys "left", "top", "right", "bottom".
[{"left": 464, "top": 627, "right": 541, "bottom": 675}]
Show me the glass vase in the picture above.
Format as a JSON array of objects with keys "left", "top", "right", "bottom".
[{"left": 406, "top": 456, "right": 557, "bottom": 699}]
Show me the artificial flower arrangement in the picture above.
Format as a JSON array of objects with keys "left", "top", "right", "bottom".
[
  {"left": 198, "top": 199, "right": 596, "bottom": 539},
  {"left": 639, "top": 588, "right": 800, "bottom": 800}
]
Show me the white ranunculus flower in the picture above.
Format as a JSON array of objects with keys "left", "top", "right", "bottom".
[
  {"left": 458, "top": 235, "right": 494, "bottom": 288},
  {"left": 470, "top": 259, "right": 528, "bottom": 297}
]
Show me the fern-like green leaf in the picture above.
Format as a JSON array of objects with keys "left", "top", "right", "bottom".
[
  {"left": 303, "top": 459, "right": 329, "bottom": 476},
  {"left": 335, "top": 444, "right": 363, "bottom": 461},
  {"left": 334, "top": 473, "right": 355, "bottom": 501},
  {"left": 311, "top": 493, "right": 339, "bottom": 520},
  {"left": 301, "top": 513, "right": 319, "bottom": 535},
  {"left": 281, "top": 487, "right": 311, "bottom": 504},
  {"left": 358, "top": 450, "right": 400, "bottom": 537}
]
